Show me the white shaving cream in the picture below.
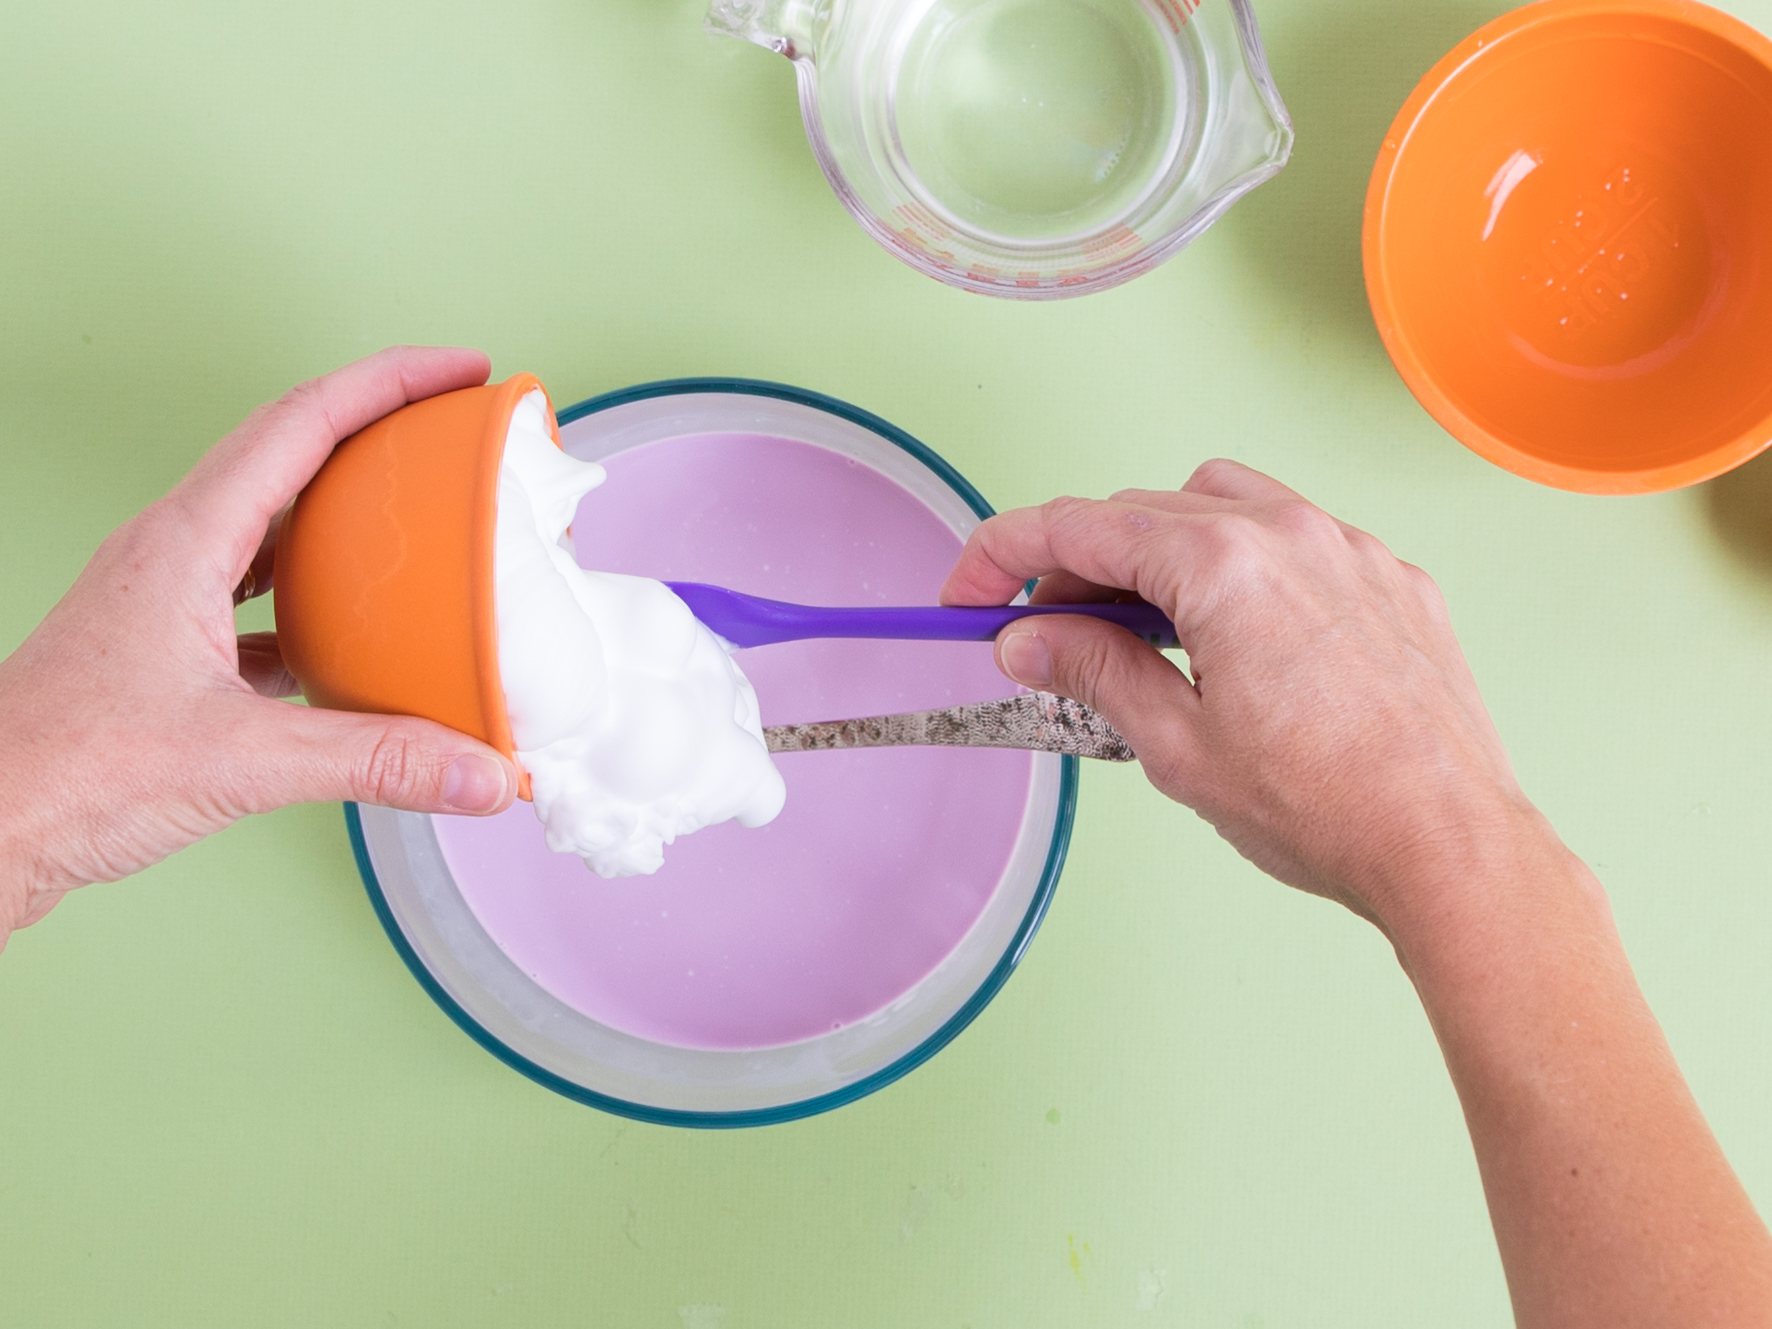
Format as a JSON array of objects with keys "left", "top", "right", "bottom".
[{"left": 493, "top": 391, "right": 786, "bottom": 877}]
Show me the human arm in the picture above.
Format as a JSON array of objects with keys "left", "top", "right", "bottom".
[
  {"left": 941, "top": 459, "right": 1772, "bottom": 1327},
  {"left": 0, "top": 347, "right": 520, "bottom": 953}
]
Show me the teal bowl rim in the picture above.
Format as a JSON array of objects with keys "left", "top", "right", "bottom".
[{"left": 345, "top": 376, "right": 1079, "bottom": 1128}]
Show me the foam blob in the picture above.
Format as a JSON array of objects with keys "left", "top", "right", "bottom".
[{"left": 493, "top": 391, "right": 785, "bottom": 876}]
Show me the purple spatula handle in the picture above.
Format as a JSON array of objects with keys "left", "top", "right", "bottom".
[{"left": 666, "top": 582, "right": 1179, "bottom": 650}]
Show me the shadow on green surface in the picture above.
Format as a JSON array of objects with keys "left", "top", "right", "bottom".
[
  {"left": 1226, "top": 0, "right": 1510, "bottom": 348},
  {"left": 1704, "top": 446, "right": 1772, "bottom": 575}
]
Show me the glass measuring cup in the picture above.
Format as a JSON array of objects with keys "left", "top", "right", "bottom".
[{"left": 708, "top": 0, "right": 1292, "bottom": 297}]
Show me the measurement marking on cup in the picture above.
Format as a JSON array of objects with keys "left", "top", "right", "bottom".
[{"left": 1150, "top": 0, "right": 1200, "bottom": 33}]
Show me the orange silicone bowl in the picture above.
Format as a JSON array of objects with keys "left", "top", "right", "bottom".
[
  {"left": 1363, "top": 0, "right": 1772, "bottom": 493},
  {"left": 274, "top": 373, "right": 557, "bottom": 796}
]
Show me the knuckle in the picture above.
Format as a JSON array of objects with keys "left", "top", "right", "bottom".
[
  {"left": 100, "top": 505, "right": 164, "bottom": 561},
  {"left": 1043, "top": 494, "right": 1138, "bottom": 549},
  {"left": 97, "top": 501, "right": 191, "bottom": 577},
  {"left": 1187, "top": 458, "right": 1235, "bottom": 489},
  {"left": 1107, "top": 485, "right": 1169, "bottom": 507},
  {"left": 1405, "top": 563, "right": 1450, "bottom": 615},
  {"left": 358, "top": 728, "right": 432, "bottom": 804},
  {"left": 1202, "top": 512, "right": 1268, "bottom": 577},
  {"left": 1041, "top": 494, "right": 1094, "bottom": 529},
  {"left": 964, "top": 514, "right": 1005, "bottom": 555},
  {"left": 280, "top": 377, "right": 325, "bottom": 410},
  {"left": 1341, "top": 526, "right": 1382, "bottom": 557},
  {"left": 1271, "top": 498, "right": 1336, "bottom": 540},
  {"left": 276, "top": 377, "right": 342, "bottom": 439},
  {"left": 131, "top": 496, "right": 183, "bottom": 538},
  {"left": 240, "top": 398, "right": 283, "bottom": 433}
]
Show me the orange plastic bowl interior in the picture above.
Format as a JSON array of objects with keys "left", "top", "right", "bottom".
[
  {"left": 274, "top": 373, "right": 557, "bottom": 796},
  {"left": 1364, "top": 0, "right": 1772, "bottom": 493}
]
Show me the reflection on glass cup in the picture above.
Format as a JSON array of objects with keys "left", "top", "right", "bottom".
[{"left": 710, "top": 0, "right": 1293, "bottom": 297}]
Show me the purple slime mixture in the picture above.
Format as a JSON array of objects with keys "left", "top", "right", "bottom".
[{"left": 432, "top": 432, "right": 1034, "bottom": 1050}]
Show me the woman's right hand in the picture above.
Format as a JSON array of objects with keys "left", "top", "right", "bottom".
[
  {"left": 946, "top": 460, "right": 1772, "bottom": 1329},
  {"left": 941, "top": 458, "right": 1545, "bottom": 937}
]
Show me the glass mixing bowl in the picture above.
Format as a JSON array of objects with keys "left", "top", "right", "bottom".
[{"left": 345, "top": 379, "right": 1076, "bottom": 1126}]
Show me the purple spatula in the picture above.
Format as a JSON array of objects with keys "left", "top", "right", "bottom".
[{"left": 666, "top": 582, "right": 1179, "bottom": 650}]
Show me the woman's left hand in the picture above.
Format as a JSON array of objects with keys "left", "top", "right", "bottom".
[{"left": 0, "top": 346, "right": 521, "bottom": 950}]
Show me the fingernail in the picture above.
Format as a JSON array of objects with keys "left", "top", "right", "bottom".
[
  {"left": 442, "top": 754, "right": 510, "bottom": 813},
  {"left": 999, "top": 630, "right": 1054, "bottom": 689}
]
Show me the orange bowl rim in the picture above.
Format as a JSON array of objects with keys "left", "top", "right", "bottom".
[{"left": 470, "top": 372, "right": 558, "bottom": 794}]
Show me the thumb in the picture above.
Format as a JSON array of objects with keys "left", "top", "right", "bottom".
[
  {"left": 995, "top": 615, "right": 1203, "bottom": 787},
  {"left": 246, "top": 703, "right": 519, "bottom": 815}
]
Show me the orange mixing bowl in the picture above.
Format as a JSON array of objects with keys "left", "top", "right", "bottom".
[
  {"left": 1364, "top": 0, "right": 1772, "bottom": 493},
  {"left": 274, "top": 374, "right": 557, "bottom": 796}
]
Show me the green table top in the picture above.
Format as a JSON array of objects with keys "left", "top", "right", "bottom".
[{"left": 4, "top": 0, "right": 1770, "bottom": 1323}]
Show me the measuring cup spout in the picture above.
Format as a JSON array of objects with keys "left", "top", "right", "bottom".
[{"left": 706, "top": 0, "right": 823, "bottom": 60}]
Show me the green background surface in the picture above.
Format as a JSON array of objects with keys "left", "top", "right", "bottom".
[{"left": 3, "top": 0, "right": 1771, "bottom": 1323}]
